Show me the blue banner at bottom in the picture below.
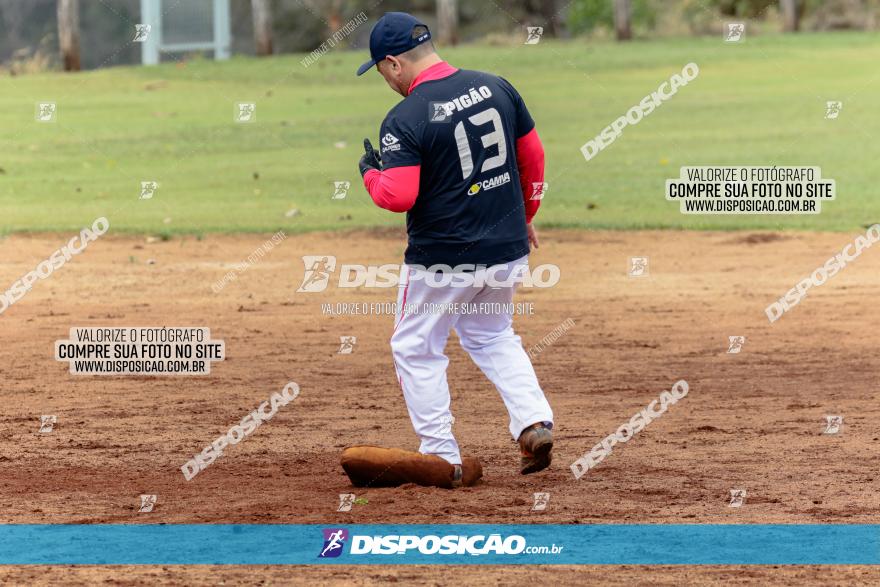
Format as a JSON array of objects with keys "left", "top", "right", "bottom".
[{"left": 0, "top": 524, "right": 877, "bottom": 565}]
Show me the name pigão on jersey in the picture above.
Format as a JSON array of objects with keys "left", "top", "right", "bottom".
[
  {"left": 468, "top": 171, "right": 511, "bottom": 195},
  {"left": 436, "top": 85, "right": 493, "bottom": 117}
]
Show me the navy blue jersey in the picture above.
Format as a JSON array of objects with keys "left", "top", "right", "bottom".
[{"left": 379, "top": 68, "right": 535, "bottom": 268}]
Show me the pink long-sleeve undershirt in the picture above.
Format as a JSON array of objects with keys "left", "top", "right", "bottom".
[{"left": 363, "top": 128, "right": 545, "bottom": 221}]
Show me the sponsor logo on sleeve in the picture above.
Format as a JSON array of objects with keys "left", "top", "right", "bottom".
[{"left": 381, "top": 133, "right": 400, "bottom": 153}]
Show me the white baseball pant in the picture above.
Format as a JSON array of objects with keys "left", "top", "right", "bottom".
[{"left": 390, "top": 255, "right": 554, "bottom": 464}]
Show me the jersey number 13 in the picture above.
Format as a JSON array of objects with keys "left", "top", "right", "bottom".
[{"left": 453, "top": 107, "right": 507, "bottom": 180}]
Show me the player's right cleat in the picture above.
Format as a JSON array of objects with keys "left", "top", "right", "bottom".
[{"left": 518, "top": 422, "right": 553, "bottom": 475}]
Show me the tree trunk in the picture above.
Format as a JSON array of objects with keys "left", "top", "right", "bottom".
[
  {"left": 327, "top": 0, "right": 342, "bottom": 34},
  {"left": 0, "top": 0, "right": 30, "bottom": 55},
  {"left": 437, "top": 0, "right": 459, "bottom": 46},
  {"left": 613, "top": 0, "right": 632, "bottom": 41},
  {"left": 538, "top": 0, "right": 560, "bottom": 37},
  {"left": 251, "top": 0, "right": 273, "bottom": 55},
  {"left": 57, "top": 0, "right": 80, "bottom": 71},
  {"left": 780, "top": 0, "right": 800, "bottom": 32}
]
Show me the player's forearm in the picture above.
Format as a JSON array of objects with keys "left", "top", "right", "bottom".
[
  {"left": 515, "top": 128, "right": 545, "bottom": 223},
  {"left": 363, "top": 165, "right": 421, "bottom": 213}
]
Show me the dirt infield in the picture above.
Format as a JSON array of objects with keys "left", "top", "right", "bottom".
[
  {"left": 0, "top": 229, "right": 878, "bottom": 584},
  {"left": 1, "top": 565, "right": 879, "bottom": 586}
]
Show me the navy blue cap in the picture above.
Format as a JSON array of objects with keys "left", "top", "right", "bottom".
[{"left": 356, "top": 12, "right": 432, "bottom": 76}]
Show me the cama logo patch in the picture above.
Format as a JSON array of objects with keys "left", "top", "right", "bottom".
[{"left": 468, "top": 171, "right": 511, "bottom": 196}]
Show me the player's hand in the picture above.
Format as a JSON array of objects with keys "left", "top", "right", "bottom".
[
  {"left": 359, "top": 138, "right": 382, "bottom": 177},
  {"left": 527, "top": 223, "right": 539, "bottom": 250}
]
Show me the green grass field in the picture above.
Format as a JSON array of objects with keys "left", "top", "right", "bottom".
[{"left": 1, "top": 32, "right": 878, "bottom": 235}]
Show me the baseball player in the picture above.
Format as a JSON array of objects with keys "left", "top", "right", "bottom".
[{"left": 357, "top": 12, "right": 553, "bottom": 480}]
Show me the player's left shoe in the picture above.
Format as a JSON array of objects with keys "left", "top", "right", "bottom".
[{"left": 518, "top": 422, "right": 553, "bottom": 474}]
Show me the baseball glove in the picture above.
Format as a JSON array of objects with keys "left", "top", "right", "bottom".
[
  {"left": 358, "top": 139, "right": 382, "bottom": 177},
  {"left": 341, "top": 446, "right": 482, "bottom": 489}
]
